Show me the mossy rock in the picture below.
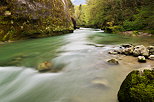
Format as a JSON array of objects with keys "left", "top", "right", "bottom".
[
  {"left": 118, "top": 69, "right": 154, "bottom": 102},
  {"left": 0, "top": 0, "right": 75, "bottom": 41}
]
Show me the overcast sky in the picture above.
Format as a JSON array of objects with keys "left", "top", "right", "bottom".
[{"left": 71, "top": 0, "right": 86, "bottom": 5}]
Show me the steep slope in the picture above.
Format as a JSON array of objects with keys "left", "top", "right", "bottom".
[{"left": 0, "top": 0, "right": 74, "bottom": 41}]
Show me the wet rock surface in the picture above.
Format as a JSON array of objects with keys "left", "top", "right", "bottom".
[
  {"left": 107, "top": 58, "right": 119, "bottom": 65},
  {"left": 0, "top": 0, "right": 74, "bottom": 41},
  {"left": 108, "top": 44, "right": 154, "bottom": 62},
  {"left": 37, "top": 61, "right": 52, "bottom": 72}
]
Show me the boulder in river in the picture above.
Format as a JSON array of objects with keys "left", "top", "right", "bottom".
[
  {"left": 108, "top": 50, "right": 118, "bottom": 55},
  {"left": 107, "top": 58, "right": 119, "bottom": 65},
  {"left": 37, "top": 61, "right": 52, "bottom": 72},
  {"left": 138, "top": 56, "right": 146, "bottom": 63},
  {"left": 147, "top": 46, "right": 154, "bottom": 55},
  {"left": 149, "top": 55, "right": 154, "bottom": 60},
  {"left": 117, "top": 44, "right": 134, "bottom": 55},
  {"left": 122, "top": 46, "right": 134, "bottom": 55},
  {"left": 118, "top": 68, "right": 154, "bottom": 102},
  {"left": 133, "top": 45, "right": 149, "bottom": 57}
]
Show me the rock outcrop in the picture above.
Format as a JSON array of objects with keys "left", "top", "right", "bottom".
[
  {"left": 118, "top": 68, "right": 154, "bottom": 102},
  {"left": 0, "top": 0, "right": 74, "bottom": 41}
]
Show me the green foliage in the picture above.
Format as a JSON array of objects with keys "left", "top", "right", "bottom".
[
  {"left": 118, "top": 69, "right": 154, "bottom": 102},
  {"left": 123, "top": 20, "right": 143, "bottom": 31},
  {"left": 109, "top": 26, "right": 125, "bottom": 32},
  {"left": 75, "top": 0, "right": 154, "bottom": 32},
  {"left": 75, "top": 5, "right": 89, "bottom": 26}
]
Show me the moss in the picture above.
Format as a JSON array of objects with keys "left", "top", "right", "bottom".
[
  {"left": 0, "top": 0, "right": 74, "bottom": 41},
  {"left": 118, "top": 69, "right": 154, "bottom": 102}
]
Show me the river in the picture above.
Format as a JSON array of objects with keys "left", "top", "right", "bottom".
[{"left": 0, "top": 28, "right": 154, "bottom": 102}]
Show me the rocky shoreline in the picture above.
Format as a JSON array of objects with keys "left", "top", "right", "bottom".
[
  {"left": 108, "top": 44, "right": 154, "bottom": 63},
  {"left": 120, "top": 31, "right": 152, "bottom": 37},
  {"left": 108, "top": 44, "right": 154, "bottom": 102}
]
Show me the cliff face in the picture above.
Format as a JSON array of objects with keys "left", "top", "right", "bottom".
[{"left": 0, "top": 0, "right": 74, "bottom": 41}]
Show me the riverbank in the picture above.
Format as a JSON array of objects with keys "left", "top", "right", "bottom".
[
  {"left": 0, "top": 28, "right": 154, "bottom": 102},
  {"left": 77, "top": 25, "right": 153, "bottom": 37},
  {"left": 0, "top": 30, "right": 74, "bottom": 46},
  {"left": 119, "top": 31, "right": 153, "bottom": 37}
]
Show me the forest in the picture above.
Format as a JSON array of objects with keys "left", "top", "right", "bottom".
[{"left": 75, "top": 0, "right": 154, "bottom": 34}]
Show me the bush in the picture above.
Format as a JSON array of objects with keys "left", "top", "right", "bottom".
[
  {"left": 105, "top": 26, "right": 125, "bottom": 33},
  {"left": 123, "top": 20, "right": 145, "bottom": 31}
]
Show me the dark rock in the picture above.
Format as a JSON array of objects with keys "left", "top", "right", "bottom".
[
  {"left": 121, "top": 44, "right": 133, "bottom": 48},
  {"left": 104, "top": 27, "right": 112, "bottom": 33},
  {"left": 118, "top": 68, "right": 154, "bottom": 102},
  {"left": 138, "top": 56, "right": 146, "bottom": 63}
]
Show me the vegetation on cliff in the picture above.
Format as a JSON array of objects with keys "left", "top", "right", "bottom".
[
  {"left": 75, "top": 0, "right": 154, "bottom": 33},
  {"left": 0, "top": 0, "right": 74, "bottom": 41}
]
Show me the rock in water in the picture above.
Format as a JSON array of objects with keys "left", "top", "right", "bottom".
[
  {"left": 107, "top": 59, "right": 119, "bottom": 65},
  {"left": 149, "top": 55, "right": 154, "bottom": 60},
  {"left": 108, "top": 50, "right": 118, "bottom": 55},
  {"left": 118, "top": 68, "right": 154, "bottom": 102},
  {"left": 122, "top": 46, "right": 134, "bottom": 55},
  {"left": 0, "top": 0, "right": 74, "bottom": 41},
  {"left": 147, "top": 46, "right": 154, "bottom": 55},
  {"left": 138, "top": 56, "right": 146, "bottom": 63},
  {"left": 133, "top": 45, "right": 149, "bottom": 57},
  {"left": 37, "top": 61, "right": 52, "bottom": 72}
]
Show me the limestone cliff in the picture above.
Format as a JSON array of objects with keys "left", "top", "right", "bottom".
[{"left": 0, "top": 0, "right": 74, "bottom": 41}]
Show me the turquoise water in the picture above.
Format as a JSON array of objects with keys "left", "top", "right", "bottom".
[
  {"left": 0, "top": 35, "right": 68, "bottom": 67},
  {"left": 88, "top": 32, "right": 154, "bottom": 45},
  {"left": 0, "top": 28, "right": 154, "bottom": 102}
]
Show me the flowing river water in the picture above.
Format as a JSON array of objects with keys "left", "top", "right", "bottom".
[{"left": 0, "top": 28, "right": 154, "bottom": 102}]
